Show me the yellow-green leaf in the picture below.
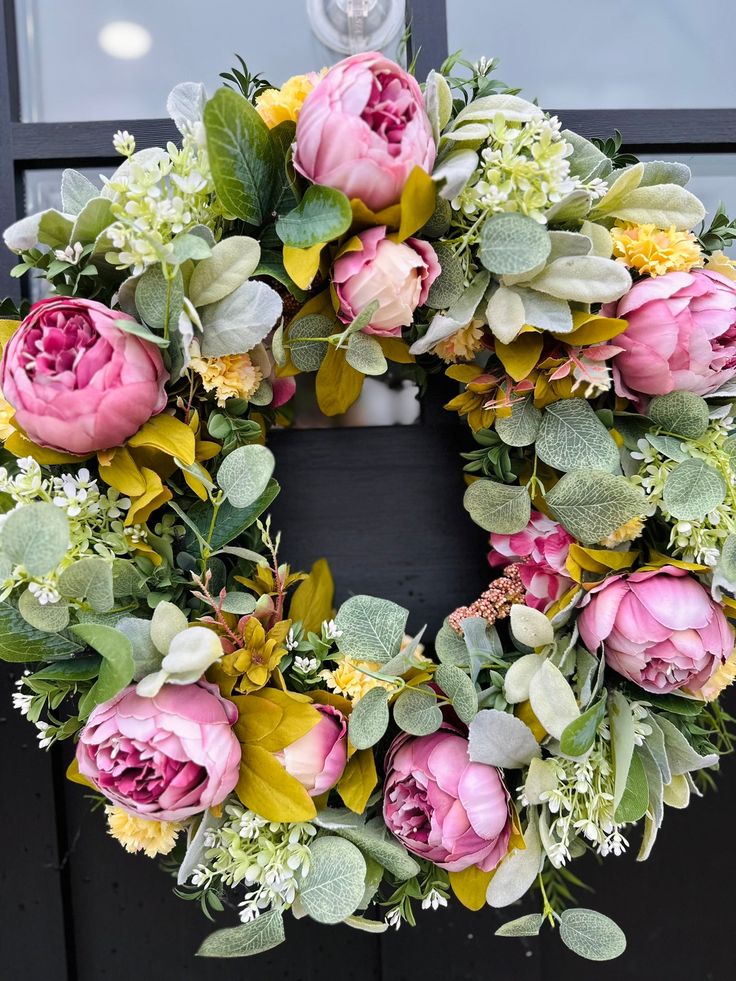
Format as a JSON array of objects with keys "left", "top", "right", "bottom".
[
  {"left": 283, "top": 243, "right": 325, "bottom": 290},
  {"left": 127, "top": 413, "right": 196, "bottom": 466},
  {"left": 236, "top": 744, "right": 316, "bottom": 822},
  {"left": 495, "top": 331, "right": 543, "bottom": 381},
  {"left": 449, "top": 865, "right": 493, "bottom": 911},
  {"left": 337, "top": 749, "right": 378, "bottom": 813},
  {"left": 288, "top": 558, "right": 335, "bottom": 633},
  {"left": 316, "top": 344, "right": 364, "bottom": 416}
]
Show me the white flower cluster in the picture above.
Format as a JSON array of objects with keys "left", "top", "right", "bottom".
[
  {"left": 522, "top": 703, "right": 651, "bottom": 867},
  {"left": 191, "top": 804, "right": 316, "bottom": 921},
  {"left": 0, "top": 458, "right": 140, "bottom": 603},
  {"left": 105, "top": 129, "right": 218, "bottom": 275},
  {"left": 452, "top": 113, "right": 606, "bottom": 223}
]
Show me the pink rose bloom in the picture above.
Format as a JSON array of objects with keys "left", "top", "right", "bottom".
[
  {"left": 605, "top": 269, "right": 736, "bottom": 404},
  {"left": 383, "top": 730, "right": 511, "bottom": 873},
  {"left": 332, "top": 227, "right": 440, "bottom": 337},
  {"left": 0, "top": 296, "right": 168, "bottom": 454},
  {"left": 293, "top": 51, "right": 436, "bottom": 211},
  {"left": 578, "top": 566, "right": 732, "bottom": 694},
  {"left": 489, "top": 511, "right": 575, "bottom": 612},
  {"left": 76, "top": 681, "right": 241, "bottom": 822},
  {"left": 276, "top": 704, "right": 347, "bottom": 796}
]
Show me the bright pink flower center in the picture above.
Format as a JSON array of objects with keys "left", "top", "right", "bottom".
[
  {"left": 94, "top": 735, "right": 205, "bottom": 807},
  {"left": 361, "top": 71, "right": 416, "bottom": 155},
  {"left": 386, "top": 775, "right": 431, "bottom": 844},
  {"left": 20, "top": 308, "right": 109, "bottom": 389}
]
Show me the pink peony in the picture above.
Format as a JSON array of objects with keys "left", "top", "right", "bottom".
[
  {"left": 293, "top": 52, "right": 436, "bottom": 211},
  {"left": 578, "top": 566, "right": 732, "bottom": 694},
  {"left": 605, "top": 269, "right": 736, "bottom": 403},
  {"left": 0, "top": 297, "right": 168, "bottom": 454},
  {"left": 276, "top": 703, "right": 347, "bottom": 796},
  {"left": 332, "top": 226, "right": 440, "bottom": 337},
  {"left": 76, "top": 681, "right": 241, "bottom": 822},
  {"left": 383, "top": 729, "right": 511, "bottom": 873},
  {"left": 489, "top": 511, "right": 575, "bottom": 612}
]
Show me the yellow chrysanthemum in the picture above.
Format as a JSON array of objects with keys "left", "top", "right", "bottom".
[
  {"left": 255, "top": 72, "right": 323, "bottom": 128},
  {"left": 105, "top": 806, "right": 181, "bottom": 858},
  {"left": 697, "top": 648, "right": 736, "bottom": 701},
  {"left": 611, "top": 222, "right": 702, "bottom": 277},
  {"left": 323, "top": 657, "right": 396, "bottom": 702},
  {"left": 0, "top": 388, "right": 15, "bottom": 441},
  {"left": 190, "top": 353, "right": 263, "bottom": 407},
  {"left": 706, "top": 250, "right": 736, "bottom": 281},
  {"left": 599, "top": 515, "right": 646, "bottom": 547},
  {"left": 433, "top": 319, "right": 485, "bottom": 363}
]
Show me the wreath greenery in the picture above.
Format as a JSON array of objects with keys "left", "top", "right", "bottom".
[{"left": 1, "top": 50, "right": 736, "bottom": 963}]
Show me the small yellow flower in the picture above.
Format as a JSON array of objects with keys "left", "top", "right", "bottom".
[
  {"left": 190, "top": 353, "right": 263, "bottom": 407},
  {"left": 215, "top": 618, "right": 292, "bottom": 695},
  {"left": 599, "top": 515, "right": 646, "bottom": 547},
  {"left": 323, "top": 657, "right": 396, "bottom": 702},
  {"left": 255, "top": 72, "right": 324, "bottom": 128},
  {"left": 611, "top": 222, "right": 702, "bottom": 277},
  {"left": 433, "top": 319, "right": 485, "bottom": 363},
  {"left": 105, "top": 806, "right": 181, "bottom": 858},
  {"left": 706, "top": 250, "right": 736, "bottom": 281},
  {"left": 0, "top": 388, "right": 15, "bottom": 441}
]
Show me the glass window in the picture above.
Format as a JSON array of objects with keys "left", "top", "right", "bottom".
[
  {"left": 15, "top": 0, "right": 406, "bottom": 122},
  {"left": 447, "top": 0, "right": 736, "bottom": 108}
]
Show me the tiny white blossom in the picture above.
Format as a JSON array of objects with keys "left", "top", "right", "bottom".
[
  {"left": 421, "top": 889, "right": 448, "bottom": 911},
  {"left": 113, "top": 130, "right": 136, "bottom": 157}
]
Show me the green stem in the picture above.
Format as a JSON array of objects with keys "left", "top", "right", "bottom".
[{"left": 538, "top": 872, "right": 557, "bottom": 927}]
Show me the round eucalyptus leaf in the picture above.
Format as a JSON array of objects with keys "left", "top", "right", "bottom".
[
  {"left": 1, "top": 503, "right": 70, "bottom": 578},
  {"left": 463, "top": 479, "right": 531, "bottom": 534},
  {"left": 662, "top": 459, "right": 726, "bottom": 520},
  {"left": 298, "top": 836, "right": 366, "bottom": 924},
  {"left": 649, "top": 390, "right": 709, "bottom": 439},
  {"left": 18, "top": 589, "right": 70, "bottom": 633},
  {"left": 288, "top": 314, "right": 331, "bottom": 372},
  {"left": 217, "top": 444, "right": 275, "bottom": 509},
  {"left": 559, "top": 908, "right": 627, "bottom": 961},
  {"left": 479, "top": 213, "right": 551, "bottom": 275}
]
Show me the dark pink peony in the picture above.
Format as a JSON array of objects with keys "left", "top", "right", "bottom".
[
  {"left": 578, "top": 566, "right": 732, "bottom": 693},
  {"left": 489, "top": 511, "right": 575, "bottom": 612},
  {"left": 293, "top": 52, "right": 436, "bottom": 211},
  {"left": 76, "top": 681, "right": 241, "bottom": 822},
  {"left": 0, "top": 297, "right": 168, "bottom": 454},
  {"left": 383, "top": 730, "right": 512, "bottom": 872}
]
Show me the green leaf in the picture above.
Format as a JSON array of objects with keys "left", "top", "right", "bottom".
[
  {"left": 494, "top": 394, "right": 542, "bottom": 448},
  {"left": 30, "top": 656, "right": 101, "bottom": 682},
  {"left": 562, "top": 130, "right": 612, "bottom": 182},
  {"left": 645, "top": 434, "right": 687, "bottom": 462},
  {"left": 528, "top": 659, "right": 580, "bottom": 740},
  {"left": 1, "top": 503, "right": 69, "bottom": 577},
  {"left": 425, "top": 243, "right": 465, "bottom": 309},
  {"left": 559, "top": 908, "right": 627, "bottom": 961},
  {"left": 183, "top": 479, "right": 280, "bottom": 554},
  {"left": 298, "top": 836, "right": 366, "bottom": 924},
  {"left": 614, "top": 748, "right": 649, "bottom": 823},
  {"left": 346, "top": 333, "right": 388, "bottom": 376},
  {"left": 17, "top": 589, "right": 70, "bottom": 633},
  {"left": 200, "top": 280, "right": 282, "bottom": 358},
  {"left": 656, "top": 715, "right": 718, "bottom": 775},
  {"left": 528, "top": 255, "right": 631, "bottom": 304},
  {"left": 220, "top": 592, "right": 257, "bottom": 615},
  {"left": 333, "top": 819, "right": 420, "bottom": 881},
  {"left": 434, "top": 663, "right": 478, "bottom": 723},
  {"left": 347, "top": 687, "right": 390, "bottom": 750},
  {"left": 114, "top": 318, "right": 169, "bottom": 347},
  {"left": 487, "top": 812, "right": 542, "bottom": 907},
  {"left": 135, "top": 265, "right": 183, "bottom": 332},
  {"left": 393, "top": 685, "right": 443, "bottom": 736},
  {"left": 662, "top": 459, "right": 726, "bottom": 520},
  {"left": 463, "top": 479, "right": 531, "bottom": 534},
  {"left": 70, "top": 197, "right": 113, "bottom": 244},
  {"left": 536, "top": 399, "right": 620, "bottom": 474},
  {"left": 117, "top": 617, "right": 161, "bottom": 680},
  {"left": 37, "top": 210, "right": 74, "bottom": 249},
  {"left": 495, "top": 913, "right": 544, "bottom": 938},
  {"left": 58, "top": 557, "right": 114, "bottom": 612},
  {"left": 288, "top": 314, "right": 331, "bottom": 372},
  {"left": 72, "top": 624, "right": 134, "bottom": 718},
  {"left": 188, "top": 236, "right": 261, "bottom": 307},
  {"left": 468, "top": 708, "right": 540, "bottom": 769},
  {"left": 276, "top": 184, "right": 352, "bottom": 248},
  {"left": 217, "top": 444, "right": 275, "bottom": 509},
  {"left": 478, "top": 213, "right": 551, "bottom": 275},
  {"left": 604, "top": 184, "right": 706, "bottom": 231},
  {"left": 204, "top": 87, "right": 277, "bottom": 225},
  {"left": 168, "top": 232, "right": 212, "bottom": 266},
  {"left": 545, "top": 469, "right": 646, "bottom": 544},
  {"left": 335, "top": 595, "right": 408, "bottom": 664},
  {"left": 649, "top": 390, "right": 709, "bottom": 439},
  {"left": 609, "top": 689, "right": 635, "bottom": 810},
  {"left": 434, "top": 620, "right": 469, "bottom": 667},
  {"left": 0, "top": 604, "right": 82, "bottom": 662},
  {"left": 61, "top": 169, "right": 99, "bottom": 215},
  {"left": 560, "top": 691, "right": 607, "bottom": 757},
  {"left": 196, "top": 911, "right": 285, "bottom": 958},
  {"left": 149, "top": 601, "right": 188, "bottom": 656}
]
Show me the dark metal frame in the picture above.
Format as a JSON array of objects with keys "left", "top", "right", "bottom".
[{"left": 0, "top": 1, "right": 733, "bottom": 977}]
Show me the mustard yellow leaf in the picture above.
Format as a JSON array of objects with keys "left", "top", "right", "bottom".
[
  {"left": 97, "top": 445, "right": 148, "bottom": 496},
  {"left": 553, "top": 311, "right": 627, "bottom": 347},
  {"left": 448, "top": 865, "right": 494, "bottom": 911},
  {"left": 127, "top": 413, "right": 196, "bottom": 466},
  {"left": 236, "top": 744, "right": 317, "bottom": 822},
  {"left": 316, "top": 344, "right": 364, "bottom": 416},
  {"left": 283, "top": 242, "right": 325, "bottom": 290},
  {"left": 5, "top": 429, "right": 86, "bottom": 465},
  {"left": 337, "top": 749, "right": 378, "bottom": 813},
  {"left": 66, "top": 756, "right": 94, "bottom": 789},
  {"left": 126, "top": 468, "right": 172, "bottom": 525},
  {"left": 495, "top": 332, "right": 544, "bottom": 382},
  {"left": 0, "top": 319, "right": 19, "bottom": 350},
  {"left": 288, "top": 558, "right": 335, "bottom": 634},
  {"left": 250, "top": 688, "right": 321, "bottom": 752},
  {"left": 232, "top": 693, "right": 283, "bottom": 745},
  {"left": 376, "top": 336, "right": 415, "bottom": 364},
  {"left": 397, "top": 165, "right": 436, "bottom": 242}
]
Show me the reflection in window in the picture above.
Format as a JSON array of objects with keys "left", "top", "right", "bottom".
[
  {"left": 14, "top": 0, "right": 406, "bottom": 122},
  {"left": 447, "top": 0, "right": 736, "bottom": 108}
]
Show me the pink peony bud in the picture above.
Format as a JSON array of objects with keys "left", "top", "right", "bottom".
[{"left": 276, "top": 704, "right": 347, "bottom": 796}]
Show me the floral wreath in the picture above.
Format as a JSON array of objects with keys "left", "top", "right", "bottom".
[{"left": 2, "top": 50, "right": 736, "bottom": 965}]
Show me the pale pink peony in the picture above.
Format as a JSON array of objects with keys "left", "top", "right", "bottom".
[
  {"left": 332, "top": 226, "right": 440, "bottom": 337},
  {"left": 293, "top": 51, "right": 436, "bottom": 211},
  {"left": 489, "top": 511, "right": 575, "bottom": 612},
  {"left": 0, "top": 297, "right": 168, "bottom": 454},
  {"left": 578, "top": 566, "right": 732, "bottom": 694},
  {"left": 383, "top": 729, "right": 512, "bottom": 873},
  {"left": 76, "top": 681, "right": 241, "bottom": 822},
  {"left": 605, "top": 269, "right": 736, "bottom": 403},
  {"left": 275, "top": 703, "right": 347, "bottom": 796}
]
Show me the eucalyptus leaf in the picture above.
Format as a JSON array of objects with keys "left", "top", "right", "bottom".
[
  {"left": 662, "top": 459, "right": 725, "bottom": 521},
  {"left": 463, "top": 479, "right": 531, "bottom": 535},
  {"left": 434, "top": 663, "right": 478, "bottom": 723},
  {"left": 648, "top": 390, "right": 709, "bottom": 439},
  {"left": 559, "top": 909, "right": 627, "bottom": 961},
  {"left": 217, "top": 444, "right": 275, "bottom": 509},
  {"left": 276, "top": 184, "right": 352, "bottom": 248},
  {"left": 346, "top": 332, "right": 388, "bottom": 376},
  {"left": 478, "top": 212, "right": 551, "bottom": 275},
  {"left": 425, "top": 244, "right": 465, "bottom": 309},
  {"left": 72, "top": 624, "right": 135, "bottom": 718},
  {"left": 196, "top": 910, "right": 284, "bottom": 958},
  {"left": 348, "top": 687, "right": 390, "bottom": 750},
  {"left": 298, "top": 836, "right": 366, "bottom": 924},
  {"left": 1, "top": 503, "right": 69, "bottom": 577},
  {"left": 288, "top": 314, "right": 332, "bottom": 372},
  {"left": 334, "top": 819, "right": 420, "bottom": 881},
  {"left": 495, "top": 394, "right": 542, "bottom": 447},
  {"left": 58, "top": 557, "right": 114, "bottom": 612},
  {"left": 17, "top": 589, "right": 70, "bottom": 633},
  {"left": 393, "top": 685, "right": 443, "bottom": 736},
  {"left": 536, "top": 399, "right": 620, "bottom": 474},
  {"left": 495, "top": 913, "right": 544, "bottom": 938},
  {"left": 545, "top": 469, "right": 646, "bottom": 544},
  {"left": 335, "top": 595, "right": 408, "bottom": 664}
]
